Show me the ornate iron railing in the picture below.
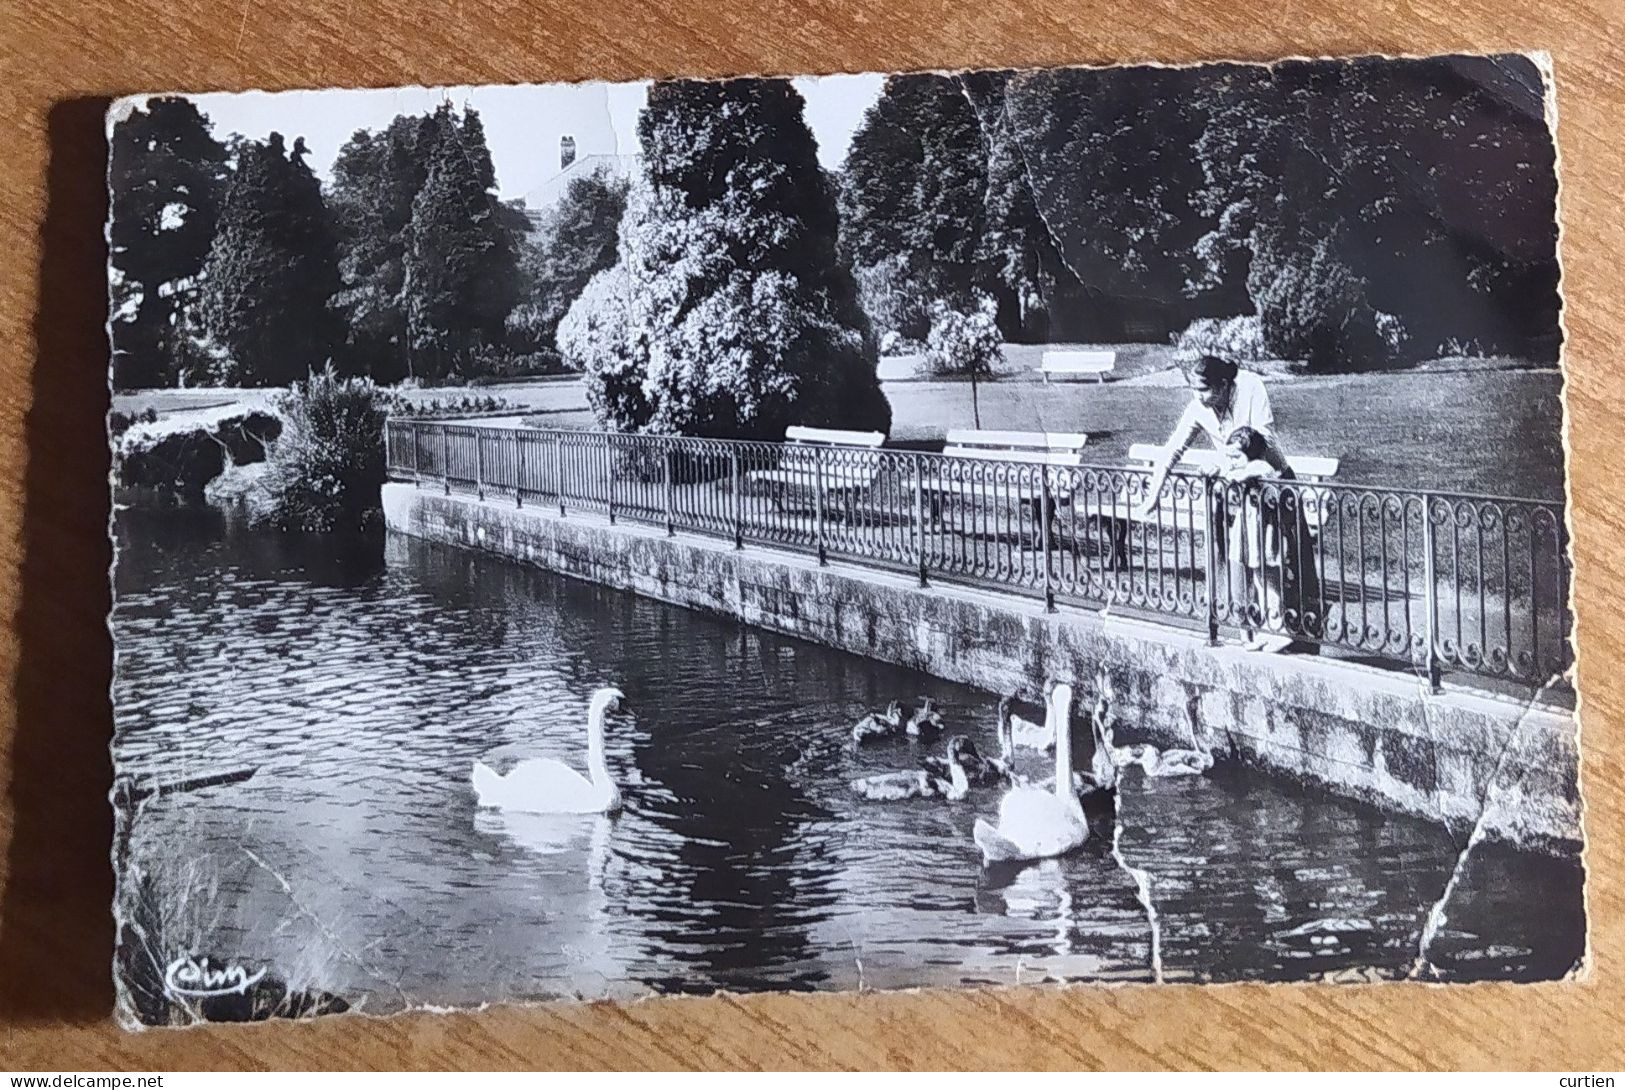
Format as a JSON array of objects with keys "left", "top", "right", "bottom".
[{"left": 384, "top": 419, "right": 1573, "bottom": 689}]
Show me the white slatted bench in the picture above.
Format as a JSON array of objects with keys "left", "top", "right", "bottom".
[
  {"left": 747, "top": 425, "right": 886, "bottom": 514},
  {"left": 1039, "top": 349, "right": 1116, "bottom": 384},
  {"left": 923, "top": 430, "right": 1089, "bottom": 523},
  {"left": 1125, "top": 443, "right": 1341, "bottom": 529},
  {"left": 1088, "top": 442, "right": 1342, "bottom": 572}
]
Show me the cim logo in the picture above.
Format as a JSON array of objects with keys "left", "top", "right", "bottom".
[{"left": 163, "top": 954, "right": 267, "bottom": 998}]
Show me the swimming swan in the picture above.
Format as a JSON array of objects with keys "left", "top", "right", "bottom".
[
  {"left": 904, "top": 698, "right": 944, "bottom": 741},
  {"left": 1006, "top": 690, "right": 1054, "bottom": 751},
  {"left": 851, "top": 699, "right": 905, "bottom": 746},
  {"left": 973, "top": 682, "right": 1089, "bottom": 864},
  {"left": 928, "top": 698, "right": 1016, "bottom": 786},
  {"left": 472, "top": 687, "right": 625, "bottom": 814},
  {"left": 851, "top": 736, "right": 971, "bottom": 801},
  {"left": 1143, "top": 704, "right": 1214, "bottom": 777}
]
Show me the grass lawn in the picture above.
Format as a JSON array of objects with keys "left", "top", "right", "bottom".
[
  {"left": 114, "top": 344, "right": 1566, "bottom": 501},
  {"left": 881, "top": 345, "right": 1566, "bottom": 501}
]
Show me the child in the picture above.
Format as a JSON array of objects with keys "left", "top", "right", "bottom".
[{"left": 1222, "top": 426, "right": 1296, "bottom": 650}]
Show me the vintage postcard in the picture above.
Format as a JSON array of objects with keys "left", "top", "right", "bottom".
[{"left": 107, "top": 53, "right": 1581, "bottom": 1028}]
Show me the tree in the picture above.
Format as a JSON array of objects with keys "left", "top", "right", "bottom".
[
  {"left": 511, "top": 164, "right": 629, "bottom": 352},
  {"left": 108, "top": 97, "right": 229, "bottom": 389},
  {"left": 959, "top": 70, "right": 1080, "bottom": 341},
  {"left": 328, "top": 113, "right": 440, "bottom": 380},
  {"left": 198, "top": 133, "right": 341, "bottom": 386},
  {"left": 839, "top": 75, "right": 989, "bottom": 338},
  {"left": 400, "top": 105, "right": 521, "bottom": 380},
  {"left": 1192, "top": 55, "right": 1559, "bottom": 366},
  {"left": 999, "top": 64, "right": 1230, "bottom": 322},
  {"left": 558, "top": 261, "right": 650, "bottom": 425},
  {"left": 569, "top": 78, "right": 890, "bottom": 440},
  {"left": 925, "top": 293, "right": 1002, "bottom": 427}
]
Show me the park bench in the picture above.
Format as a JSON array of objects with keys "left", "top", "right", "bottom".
[
  {"left": 747, "top": 425, "right": 886, "bottom": 515},
  {"left": 1038, "top": 349, "right": 1116, "bottom": 384},
  {"left": 1093, "top": 443, "right": 1342, "bottom": 569},
  {"left": 922, "top": 429, "right": 1090, "bottom": 527},
  {"left": 1125, "top": 443, "right": 1341, "bottom": 528}
]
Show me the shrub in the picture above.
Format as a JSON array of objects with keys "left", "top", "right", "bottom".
[
  {"left": 878, "top": 330, "right": 924, "bottom": 357},
  {"left": 387, "top": 392, "right": 520, "bottom": 418},
  {"left": 1248, "top": 231, "right": 1411, "bottom": 372},
  {"left": 260, "top": 366, "right": 389, "bottom": 532},
  {"left": 854, "top": 256, "right": 932, "bottom": 345},
  {"left": 1176, "top": 314, "right": 1272, "bottom": 362},
  {"left": 924, "top": 294, "right": 1002, "bottom": 378},
  {"left": 108, "top": 407, "right": 160, "bottom": 437},
  {"left": 504, "top": 301, "right": 554, "bottom": 354},
  {"left": 559, "top": 262, "right": 653, "bottom": 430}
]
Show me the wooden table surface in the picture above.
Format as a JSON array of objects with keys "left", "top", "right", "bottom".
[{"left": 2, "top": 0, "right": 1621, "bottom": 1070}]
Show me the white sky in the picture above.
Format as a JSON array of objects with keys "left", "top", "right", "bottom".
[{"left": 187, "top": 74, "right": 884, "bottom": 203}]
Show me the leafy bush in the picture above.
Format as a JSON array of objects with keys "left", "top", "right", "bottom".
[
  {"left": 558, "top": 262, "right": 653, "bottom": 429},
  {"left": 924, "top": 294, "right": 1003, "bottom": 378},
  {"left": 108, "top": 406, "right": 160, "bottom": 437},
  {"left": 1248, "top": 231, "right": 1410, "bottom": 372},
  {"left": 387, "top": 392, "right": 520, "bottom": 418},
  {"left": 854, "top": 256, "right": 932, "bottom": 345},
  {"left": 260, "top": 366, "right": 388, "bottom": 532},
  {"left": 479, "top": 347, "right": 568, "bottom": 380},
  {"left": 504, "top": 301, "right": 555, "bottom": 354},
  {"left": 878, "top": 330, "right": 924, "bottom": 356},
  {"left": 1176, "top": 314, "right": 1272, "bottom": 362}
]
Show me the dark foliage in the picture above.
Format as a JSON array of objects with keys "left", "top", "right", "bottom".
[
  {"left": 108, "top": 97, "right": 230, "bottom": 389},
  {"left": 260, "top": 366, "right": 388, "bottom": 531},
  {"left": 512, "top": 165, "right": 629, "bottom": 352},
  {"left": 328, "top": 112, "right": 441, "bottom": 382},
  {"left": 198, "top": 134, "right": 342, "bottom": 386},
  {"left": 401, "top": 106, "right": 522, "bottom": 382},
  {"left": 575, "top": 78, "right": 890, "bottom": 440}
]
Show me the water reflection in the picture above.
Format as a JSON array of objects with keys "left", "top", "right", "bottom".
[{"left": 110, "top": 506, "right": 1584, "bottom": 1013}]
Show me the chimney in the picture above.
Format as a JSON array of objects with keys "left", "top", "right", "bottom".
[{"left": 560, "top": 134, "right": 577, "bottom": 172}]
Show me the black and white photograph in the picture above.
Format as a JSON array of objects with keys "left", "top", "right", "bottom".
[{"left": 106, "top": 52, "right": 1581, "bottom": 1030}]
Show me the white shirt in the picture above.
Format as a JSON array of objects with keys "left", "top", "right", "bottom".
[{"left": 1170, "top": 370, "right": 1274, "bottom": 450}]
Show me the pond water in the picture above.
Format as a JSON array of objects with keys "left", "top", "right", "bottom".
[{"left": 111, "top": 506, "right": 1584, "bottom": 1014}]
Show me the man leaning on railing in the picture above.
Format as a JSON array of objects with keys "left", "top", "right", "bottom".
[{"left": 1132, "top": 350, "right": 1319, "bottom": 655}]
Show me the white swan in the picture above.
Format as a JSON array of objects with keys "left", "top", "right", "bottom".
[
  {"left": 1142, "top": 704, "right": 1214, "bottom": 778},
  {"left": 472, "top": 687, "right": 625, "bottom": 814},
  {"left": 851, "top": 699, "right": 904, "bottom": 746},
  {"left": 1006, "top": 690, "right": 1054, "bottom": 751},
  {"left": 851, "top": 736, "right": 972, "bottom": 801},
  {"left": 973, "top": 682, "right": 1089, "bottom": 864}
]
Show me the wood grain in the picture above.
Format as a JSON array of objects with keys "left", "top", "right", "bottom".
[{"left": 2, "top": 0, "right": 1621, "bottom": 1070}]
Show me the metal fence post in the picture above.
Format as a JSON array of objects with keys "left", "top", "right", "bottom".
[
  {"left": 556, "top": 434, "right": 566, "bottom": 517},
  {"left": 604, "top": 435, "right": 616, "bottom": 525},
  {"left": 1422, "top": 493, "right": 1442, "bottom": 692},
  {"left": 512, "top": 431, "right": 522, "bottom": 508},
  {"left": 1204, "top": 478, "right": 1220, "bottom": 646},
  {"left": 1039, "top": 467, "right": 1055, "bottom": 611},
  {"left": 408, "top": 422, "right": 421, "bottom": 486},
  {"left": 732, "top": 447, "right": 744, "bottom": 549},
  {"left": 913, "top": 455, "right": 927, "bottom": 587},
  {"left": 441, "top": 425, "right": 451, "bottom": 496},
  {"left": 814, "top": 450, "right": 827, "bottom": 565},
  {"left": 474, "top": 429, "right": 485, "bottom": 501},
  {"left": 663, "top": 444, "right": 675, "bottom": 536}
]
